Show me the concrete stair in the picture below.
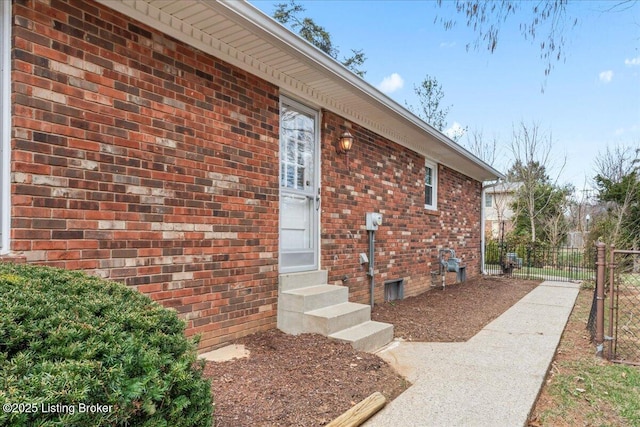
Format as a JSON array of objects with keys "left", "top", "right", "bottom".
[{"left": 277, "top": 271, "right": 393, "bottom": 353}]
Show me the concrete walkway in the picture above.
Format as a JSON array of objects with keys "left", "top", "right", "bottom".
[{"left": 365, "top": 280, "right": 581, "bottom": 427}]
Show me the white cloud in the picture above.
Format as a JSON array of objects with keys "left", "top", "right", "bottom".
[
  {"left": 444, "top": 122, "right": 466, "bottom": 140},
  {"left": 625, "top": 56, "right": 640, "bottom": 66},
  {"left": 614, "top": 124, "right": 640, "bottom": 136},
  {"left": 439, "top": 41, "right": 456, "bottom": 49},
  {"left": 377, "top": 73, "right": 404, "bottom": 94},
  {"left": 599, "top": 70, "right": 614, "bottom": 83}
]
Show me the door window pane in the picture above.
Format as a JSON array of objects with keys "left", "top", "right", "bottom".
[{"left": 280, "top": 106, "right": 314, "bottom": 192}]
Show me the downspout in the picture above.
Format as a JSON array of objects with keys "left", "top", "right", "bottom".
[
  {"left": 481, "top": 179, "right": 501, "bottom": 274},
  {"left": 0, "top": 1, "right": 11, "bottom": 255},
  {"left": 368, "top": 230, "right": 375, "bottom": 308}
]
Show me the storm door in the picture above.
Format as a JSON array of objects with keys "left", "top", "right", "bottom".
[{"left": 279, "top": 98, "right": 320, "bottom": 273}]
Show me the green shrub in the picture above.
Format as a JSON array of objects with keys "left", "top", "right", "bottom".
[
  {"left": 484, "top": 240, "right": 501, "bottom": 265},
  {"left": 0, "top": 263, "right": 213, "bottom": 427}
]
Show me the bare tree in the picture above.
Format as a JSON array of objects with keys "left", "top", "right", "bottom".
[
  {"left": 593, "top": 144, "right": 637, "bottom": 184},
  {"left": 508, "top": 121, "right": 566, "bottom": 242},
  {"left": 541, "top": 189, "right": 572, "bottom": 254},
  {"left": 436, "top": 1, "right": 638, "bottom": 76},
  {"left": 436, "top": 0, "right": 577, "bottom": 79},
  {"left": 464, "top": 128, "right": 498, "bottom": 167}
]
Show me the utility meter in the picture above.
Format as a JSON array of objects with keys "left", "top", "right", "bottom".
[{"left": 366, "top": 212, "right": 383, "bottom": 231}]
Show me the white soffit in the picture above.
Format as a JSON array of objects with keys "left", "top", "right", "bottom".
[{"left": 97, "top": 0, "right": 503, "bottom": 182}]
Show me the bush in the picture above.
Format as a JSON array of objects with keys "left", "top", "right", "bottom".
[
  {"left": 484, "top": 240, "right": 502, "bottom": 265},
  {"left": 0, "top": 263, "right": 213, "bottom": 427}
]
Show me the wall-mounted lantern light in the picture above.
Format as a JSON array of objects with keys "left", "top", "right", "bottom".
[
  {"left": 337, "top": 131, "right": 354, "bottom": 154},
  {"left": 337, "top": 130, "right": 354, "bottom": 170}
]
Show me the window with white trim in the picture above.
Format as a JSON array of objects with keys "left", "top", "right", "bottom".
[
  {"left": 0, "top": 1, "right": 10, "bottom": 253},
  {"left": 485, "top": 193, "right": 493, "bottom": 208},
  {"left": 424, "top": 160, "right": 437, "bottom": 210}
]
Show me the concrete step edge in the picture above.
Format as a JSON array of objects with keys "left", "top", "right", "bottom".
[
  {"left": 305, "top": 302, "right": 371, "bottom": 318},
  {"left": 279, "top": 285, "right": 349, "bottom": 312},
  {"left": 303, "top": 303, "right": 371, "bottom": 335},
  {"left": 330, "top": 321, "right": 395, "bottom": 353}
]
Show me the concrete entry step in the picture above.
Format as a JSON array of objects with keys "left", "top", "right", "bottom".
[
  {"left": 277, "top": 271, "right": 393, "bottom": 353},
  {"left": 304, "top": 302, "right": 371, "bottom": 336},
  {"left": 279, "top": 270, "right": 328, "bottom": 292},
  {"left": 330, "top": 321, "right": 394, "bottom": 353},
  {"left": 279, "top": 284, "right": 349, "bottom": 313}
]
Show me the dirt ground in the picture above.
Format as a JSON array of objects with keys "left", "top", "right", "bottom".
[{"left": 205, "top": 276, "right": 540, "bottom": 427}]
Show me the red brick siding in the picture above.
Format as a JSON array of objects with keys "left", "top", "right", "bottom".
[
  {"left": 321, "top": 112, "right": 482, "bottom": 303},
  {"left": 6, "top": 0, "right": 485, "bottom": 351},
  {"left": 9, "top": 0, "right": 280, "bottom": 351}
]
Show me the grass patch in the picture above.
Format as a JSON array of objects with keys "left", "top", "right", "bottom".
[
  {"left": 531, "top": 287, "right": 640, "bottom": 426},
  {"left": 544, "top": 361, "right": 640, "bottom": 425}
]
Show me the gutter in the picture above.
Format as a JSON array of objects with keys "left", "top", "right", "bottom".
[{"left": 100, "top": 0, "right": 503, "bottom": 182}]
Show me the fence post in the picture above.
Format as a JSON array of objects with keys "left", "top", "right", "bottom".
[
  {"left": 595, "top": 242, "right": 606, "bottom": 357},
  {"left": 608, "top": 244, "right": 616, "bottom": 360}
]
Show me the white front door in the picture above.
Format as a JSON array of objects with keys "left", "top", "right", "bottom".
[{"left": 279, "top": 98, "right": 319, "bottom": 273}]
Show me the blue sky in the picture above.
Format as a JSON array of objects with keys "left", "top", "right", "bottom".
[{"left": 251, "top": 0, "right": 640, "bottom": 191}]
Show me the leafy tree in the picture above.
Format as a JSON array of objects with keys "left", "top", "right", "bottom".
[
  {"left": 511, "top": 181, "right": 572, "bottom": 246},
  {"left": 407, "top": 74, "right": 451, "bottom": 132},
  {"left": 273, "top": 1, "right": 367, "bottom": 77},
  {"left": 593, "top": 146, "right": 640, "bottom": 248}
]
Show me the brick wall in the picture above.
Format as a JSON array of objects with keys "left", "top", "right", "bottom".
[
  {"left": 6, "top": 0, "right": 484, "bottom": 351},
  {"left": 9, "top": 0, "right": 280, "bottom": 351},
  {"left": 321, "top": 112, "right": 482, "bottom": 303}
]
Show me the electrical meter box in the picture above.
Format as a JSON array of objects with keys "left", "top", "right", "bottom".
[{"left": 366, "top": 212, "right": 383, "bottom": 231}]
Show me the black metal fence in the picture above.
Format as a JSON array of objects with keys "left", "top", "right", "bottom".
[{"left": 484, "top": 240, "right": 596, "bottom": 282}]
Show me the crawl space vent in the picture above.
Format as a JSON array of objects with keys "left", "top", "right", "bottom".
[{"left": 384, "top": 279, "right": 404, "bottom": 302}]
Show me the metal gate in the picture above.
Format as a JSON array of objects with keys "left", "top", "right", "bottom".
[
  {"left": 484, "top": 241, "right": 595, "bottom": 282},
  {"left": 591, "top": 243, "right": 640, "bottom": 365}
]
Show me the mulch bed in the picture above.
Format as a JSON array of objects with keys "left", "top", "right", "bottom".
[
  {"left": 372, "top": 276, "right": 540, "bottom": 342},
  {"left": 205, "top": 275, "right": 541, "bottom": 426}
]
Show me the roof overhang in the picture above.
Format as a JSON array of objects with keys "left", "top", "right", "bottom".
[{"left": 97, "top": 0, "right": 504, "bottom": 182}]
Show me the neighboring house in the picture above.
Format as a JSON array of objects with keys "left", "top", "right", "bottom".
[
  {"left": 0, "top": 0, "right": 503, "bottom": 352},
  {"left": 484, "top": 182, "right": 522, "bottom": 240}
]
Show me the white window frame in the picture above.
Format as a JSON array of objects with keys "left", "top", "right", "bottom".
[
  {"left": 0, "top": 1, "right": 11, "bottom": 254},
  {"left": 424, "top": 159, "right": 438, "bottom": 211},
  {"left": 485, "top": 193, "right": 493, "bottom": 208}
]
